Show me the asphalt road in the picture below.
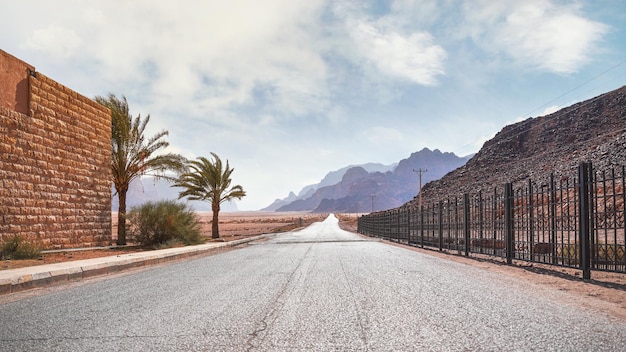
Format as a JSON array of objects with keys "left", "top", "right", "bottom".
[{"left": 1, "top": 214, "right": 625, "bottom": 351}]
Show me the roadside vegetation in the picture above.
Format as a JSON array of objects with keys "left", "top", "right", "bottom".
[
  {"left": 127, "top": 200, "right": 203, "bottom": 248},
  {"left": 95, "top": 94, "right": 187, "bottom": 246},
  {"left": 174, "top": 153, "right": 247, "bottom": 239},
  {"left": 97, "top": 93, "right": 247, "bottom": 244},
  {"left": 0, "top": 235, "right": 41, "bottom": 260}
]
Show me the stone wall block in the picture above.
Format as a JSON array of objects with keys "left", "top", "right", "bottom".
[{"left": 1, "top": 51, "right": 112, "bottom": 249}]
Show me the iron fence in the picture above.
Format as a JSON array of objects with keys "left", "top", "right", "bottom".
[{"left": 358, "top": 163, "right": 626, "bottom": 278}]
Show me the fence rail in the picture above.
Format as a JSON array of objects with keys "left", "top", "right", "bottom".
[{"left": 358, "top": 163, "right": 626, "bottom": 278}]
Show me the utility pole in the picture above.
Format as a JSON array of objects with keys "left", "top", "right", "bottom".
[
  {"left": 370, "top": 195, "right": 375, "bottom": 212},
  {"left": 413, "top": 168, "right": 428, "bottom": 209}
]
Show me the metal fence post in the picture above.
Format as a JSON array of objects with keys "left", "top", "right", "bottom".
[
  {"left": 528, "top": 179, "right": 534, "bottom": 259},
  {"left": 407, "top": 207, "right": 411, "bottom": 244},
  {"left": 387, "top": 212, "right": 390, "bottom": 240},
  {"left": 396, "top": 208, "right": 400, "bottom": 242},
  {"left": 464, "top": 193, "right": 470, "bottom": 257},
  {"left": 505, "top": 183, "right": 514, "bottom": 265},
  {"left": 420, "top": 205, "right": 424, "bottom": 248},
  {"left": 493, "top": 187, "right": 498, "bottom": 256},
  {"left": 578, "top": 162, "right": 592, "bottom": 280},
  {"left": 438, "top": 201, "right": 443, "bottom": 251},
  {"left": 478, "top": 190, "right": 483, "bottom": 254},
  {"left": 549, "top": 173, "right": 557, "bottom": 264}
]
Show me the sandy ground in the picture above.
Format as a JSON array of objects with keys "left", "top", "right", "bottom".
[
  {"left": 1, "top": 212, "right": 327, "bottom": 270},
  {"left": 2, "top": 212, "right": 624, "bottom": 320},
  {"left": 111, "top": 211, "right": 327, "bottom": 243},
  {"left": 197, "top": 211, "right": 328, "bottom": 239}
]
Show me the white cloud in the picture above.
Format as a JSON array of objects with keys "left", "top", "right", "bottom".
[
  {"left": 22, "top": 25, "right": 82, "bottom": 59},
  {"left": 2, "top": 0, "right": 619, "bottom": 210},
  {"left": 333, "top": 1, "right": 447, "bottom": 87},
  {"left": 18, "top": 0, "right": 331, "bottom": 121},
  {"left": 348, "top": 20, "right": 447, "bottom": 85},
  {"left": 462, "top": 0, "right": 608, "bottom": 74}
]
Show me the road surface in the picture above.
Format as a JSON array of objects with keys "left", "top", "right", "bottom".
[{"left": 1, "top": 214, "right": 624, "bottom": 351}]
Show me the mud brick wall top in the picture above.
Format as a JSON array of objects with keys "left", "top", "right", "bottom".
[
  {"left": 0, "top": 49, "right": 111, "bottom": 249},
  {"left": 0, "top": 50, "right": 33, "bottom": 115}
]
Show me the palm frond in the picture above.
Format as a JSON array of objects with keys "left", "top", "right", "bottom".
[
  {"left": 96, "top": 93, "right": 186, "bottom": 197},
  {"left": 175, "top": 154, "right": 246, "bottom": 207}
]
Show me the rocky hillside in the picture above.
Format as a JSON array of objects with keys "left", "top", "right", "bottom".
[
  {"left": 409, "top": 85, "right": 626, "bottom": 208},
  {"left": 277, "top": 148, "right": 471, "bottom": 213}
]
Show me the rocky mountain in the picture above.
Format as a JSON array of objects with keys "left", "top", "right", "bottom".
[
  {"left": 406, "top": 85, "right": 626, "bottom": 209},
  {"left": 261, "top": 192, "right": 300, "bottom": 212},
  {"left": 111, "top": 177, "right": 238, "bottom": 212},
  {"left": 276, "top": 148, "right": 471, "bottom": 213},
  {"left": 261, "top": 162, "right": 395, "bottom": 211}
]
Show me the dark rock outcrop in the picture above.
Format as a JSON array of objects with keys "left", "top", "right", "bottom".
[{"left": 407, "top": 85, "right": 626, "bottom": 209}]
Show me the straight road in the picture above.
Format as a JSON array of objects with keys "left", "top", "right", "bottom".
[{"left": 1, "top": 214, "right": 624, "bottom": 351}]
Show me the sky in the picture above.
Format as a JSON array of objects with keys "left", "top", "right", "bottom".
[{"left": 1, "top": 1, "right": 625, "bottom": 210}]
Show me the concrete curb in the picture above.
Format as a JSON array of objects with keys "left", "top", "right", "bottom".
[{"left": 0, "top": 233, "right": 275, "bottom": 295}]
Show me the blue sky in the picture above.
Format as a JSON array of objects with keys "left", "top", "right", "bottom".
[{"left": 1, "top": 0, "right": 625, "bottom": 210}]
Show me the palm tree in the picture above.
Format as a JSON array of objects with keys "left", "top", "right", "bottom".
[
  {"left": 95, "top": 94, "right": 186, "bottom": 245},
  {"left": 174, "top": 153, "right": 246, "bottom": 239}
]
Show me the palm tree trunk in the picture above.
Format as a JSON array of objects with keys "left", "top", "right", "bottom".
[
  {"left": 117, "top": 190, "right": 127, "bottom": 245},
  {"left": 211, "top": 203, "right": 220, "bottom": 239}
]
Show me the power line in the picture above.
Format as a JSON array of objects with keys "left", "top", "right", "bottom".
[
  {"left": 519, "top": 58, "right": 626, "bottom": 120},
  {"left": 479, "top": 58, "right": 626, "bottom": 158}
]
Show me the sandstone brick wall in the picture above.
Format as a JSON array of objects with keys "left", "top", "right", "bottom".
[{"left": 1, "top": 50, "right": 111, "bottom": 249}]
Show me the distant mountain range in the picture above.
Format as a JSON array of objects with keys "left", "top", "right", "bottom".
[
  {"left": 263, "top": 148, "right": 472, "bottom": 213},
  {"left": 260, "top": 162, "right": 396, "bottom": 211},
  {"left": 113, "top": 148, "right": 471, "bottom": 213},
  {"left": 111, "top": 177, "right": 238, "bottom": 212}
]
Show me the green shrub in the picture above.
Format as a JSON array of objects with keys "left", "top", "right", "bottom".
[
  {"left": 127, "top": 201, "right": 204, "bottom": 247},
  {"left": 0, "top": 235, "right": 41, "bottom": 260}
]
